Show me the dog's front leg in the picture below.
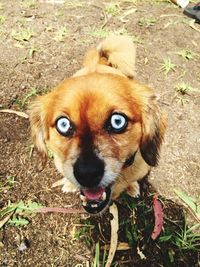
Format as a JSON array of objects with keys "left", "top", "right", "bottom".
[
  {"left": 52, "top": 155, "right": 78, "bottom": 193},
  {"left": 112, "top": 178, "right": 140, "bottom": 200},
  {"left": 52, "top": 178, "right": 78, "bottom": 193}
]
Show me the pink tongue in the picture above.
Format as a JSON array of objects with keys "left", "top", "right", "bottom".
[{"left": 82, "top": 187, "right": 105, "bottom": 200}]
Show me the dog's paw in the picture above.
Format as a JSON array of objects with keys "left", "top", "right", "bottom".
[
  {"left": 126, "top": 181, "right": 140, "bottom": 198},
  {"left": 52, "top": 178, "right": 78, "bottom": 193},
  {"left": 61, "top": 180, "right": 78, "bottom": 193}
]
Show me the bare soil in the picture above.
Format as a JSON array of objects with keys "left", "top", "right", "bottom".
[{"left": 0, "top": 0, "right": 200, "bottom": 266}]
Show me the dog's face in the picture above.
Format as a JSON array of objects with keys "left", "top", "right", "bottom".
[{"left": 30, "top": 73, "right": 165, "bottom": 213}]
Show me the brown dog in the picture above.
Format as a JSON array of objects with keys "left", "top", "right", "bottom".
[{"left": 29, "top": 36, "right": 166, "bottom": 214}]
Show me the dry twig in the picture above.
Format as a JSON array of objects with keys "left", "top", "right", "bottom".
[
  {"left": 0, "top": 212, "right": 14, "bottom": 229},
  {"left": 0, "top": 109, "right": 29, "bottom": 119},
  {"left": 189, "top": 19, "right": 200, "bottom": 33}
]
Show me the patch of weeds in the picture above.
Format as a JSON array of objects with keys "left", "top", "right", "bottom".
[
  {"left": 87, "top": 242, "right": 107, "bottom": 267},
  {"left": 101, "top": 248, "right": 108, "bottom": 267},
  {"left": 0, "top": 200, "right": 43, "bottom": 228},
  {"left": 160, "top": 57, "right": 176, "bottom": 75},
  {"left": 125, "top": 0, "right": 138, "bottom": 4},
  {"left": 175, "top": 82, "right": 199, "bottom": 105},
  {"left": 159, "top": 220, "right": 200, "bottom": 252},
  {"left": 91, "top": 242, "right": 108, "bottom": 267},
  {"left": 89, "top": 27, "right": 131, "bottom": 39},
  {"left": 21, "top": 0, "right": 36, "bottom": 9},
  {"left": 53, "top": 27, "right": 68, "bottom": 42},
  {"left": 174, "top": 189, "right": 200, "bottom": 221},
  {"left": 114, "top": 27, "right": 130, "bottom": 36},
  {"left": 176, "top": 49, "right": 197, "bottom": 60},
  {"left": 29, "top": 46, "right": 39, "bottom": 58},
  {"left": 13, "top": 87, "right": 49, "bottom": 110},
  {"left": 175, "top": 82, "right": 196, "bottom": 95},
  {"left": 173, "top": 223, "right": 200, "bottom": 251},
  {"left": 55, "top": 10, "right": 65, "bottom": 17},
  {"left": 0, "top": 175, "right": 17, "bottom": 193},
  {"left": 119, "top": 192, "right": 138, "bottom": 211},
  {"left": 131, "top": 34, "right": 144, "bottom": 45},
  {"left": 12, "top": 28, "right": 34, "bottom": 42},
  {"left": 21, "top": 87, "right": 38, "bottom": 108},
  {"left": 80, "top": 39, "right": 92, "bottom": 45},
  {"left": 90, "top": 27, "right": 111, "bottom": 38},
  {"left": 93, "top": 242, "right": 100, "bottom": 267},
  {"left": 120, "top": 194, "right": 154, "bottom": 246},
  {"left": 151, "top": 0, "right": 171, "bottom": 3},
  {"left": 87, "top": 188, "right": 199, "bottom": 266},
  {"left": 0, "top": 15, "right": 6, "bottom": 23},
  {"left": 16, "top": 18, "right": 27, "bottom": 27},
  {"left": 75, "top": 219, "right": 94, "bottom": 248},
  {"left": 8, "top": 216, "right": 29, "bottom": 226},
  {"left": 175, "top": 95, "right": 189, "bottom": 106},
  {"left": 64, "top": 1, "right": 84, "bottom": 9},
  {"left": 105, "top": 2, "right": 121, "bottom": 17},
  {"left": 138, "top": 17, "right": 157, "bottom": 27}
]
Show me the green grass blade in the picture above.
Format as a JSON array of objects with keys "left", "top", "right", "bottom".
[{"left": 174, "top": 189, "right": 200, "bottom": 219}]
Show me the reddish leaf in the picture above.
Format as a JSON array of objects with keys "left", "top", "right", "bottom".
[
  {"left": 36, "top": 207, "right": 85, "bottom": 214},
  {"left": 151, "top": 195, "right": 164, "bottom": 240}
]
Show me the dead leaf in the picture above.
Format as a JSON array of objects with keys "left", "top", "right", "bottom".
[
  {"left": 70, "top": 225, "right": 76, "bottom": 239},
  {"left": 36, "top": 207, "right": 85, "bottom": 214},
  {"left": 105, "top": 203, "right": 119, "bottom": 267},
  {"left": 137, "top": 246, "right": 146, "bottom": 260},
  {"left": 151, "top": 195, "right": 164, "bottom": 240},
  {"left": 144, "top": 57, "right": 148, "bottom": 65},
  {"left": 102, "top": 242, "right": 131, "bottom": 251}
]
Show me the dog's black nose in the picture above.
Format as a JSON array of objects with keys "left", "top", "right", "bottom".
[{"left": 73, "top": 154, "right": 105, "bottom": 188}]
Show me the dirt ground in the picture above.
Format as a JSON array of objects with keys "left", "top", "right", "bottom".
[{"left": 0, "top": 0, "right": 200, "bottom": 266}]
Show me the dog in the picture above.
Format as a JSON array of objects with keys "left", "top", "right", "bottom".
[{"left": 29, "top": 36, "right": 166, "bottom": 214}]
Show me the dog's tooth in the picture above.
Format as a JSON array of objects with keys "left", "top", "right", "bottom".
[
  {"left": 102, "top": 192, "right": 106, "bottom": 201},
  {"left": 91, "top": 204, "right": 98, "bottom": 208},
  {"left": 80, "top": 194, "right": 86, "bottom": 201},
  {"left": 82, "top": 201, "right": 87, "bottom": 207}
]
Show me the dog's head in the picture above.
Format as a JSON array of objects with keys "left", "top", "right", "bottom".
[{"left": 29, "top": 73, "right": 166, "bottom": 213}]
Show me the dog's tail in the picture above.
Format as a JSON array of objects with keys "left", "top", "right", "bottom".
[{"left": 74, "top": 35, "right": 136, "bottom": 78}]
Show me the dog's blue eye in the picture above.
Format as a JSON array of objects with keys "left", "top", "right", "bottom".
[
  {"left": 111, "top": 114, "right": 126, "bottom": 129},
  {"left": 106, "top": 113, "right": 128, "bottom": 133},
  {"left": 56, "top": 117, "right": 74, "bottom": 136}
]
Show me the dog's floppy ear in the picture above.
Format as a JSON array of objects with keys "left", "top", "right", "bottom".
[
  {"left": 130, "top": 81, "right": 166, "bottom": 166},
  {"left": 140, "top": 94, "right": 166, "bottom": 167},
  {"left": 29, "top": 97, "right": 49, "bottom": 167}
]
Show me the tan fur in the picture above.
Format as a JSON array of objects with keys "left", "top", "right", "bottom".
[{"left": 29, "top": 36, "right": 166, "bottom": 200}]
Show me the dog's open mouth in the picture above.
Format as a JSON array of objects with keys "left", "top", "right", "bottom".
[{"left": 80, "top": 186, "right": 111, "bottom": 214}]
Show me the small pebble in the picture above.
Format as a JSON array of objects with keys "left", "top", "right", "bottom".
[
  {"left": 18, "top": 242, "right": 28, "bottom": 252},
  {"left": 18, "top": 239, "right": 30, "bottom": 252}
]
